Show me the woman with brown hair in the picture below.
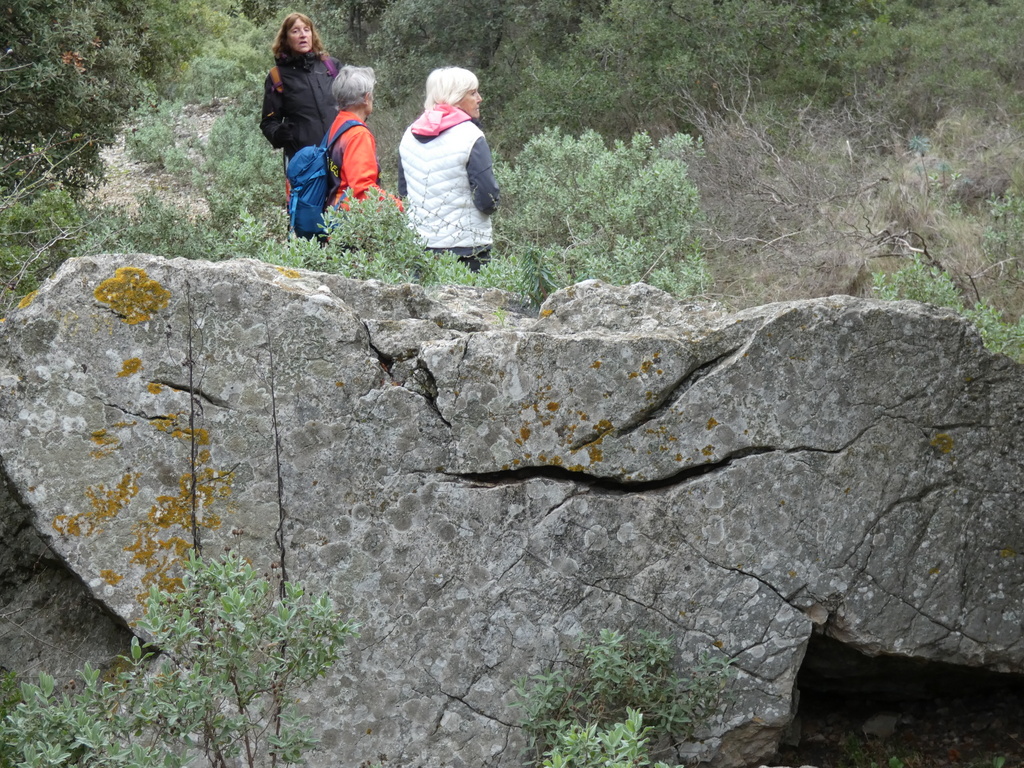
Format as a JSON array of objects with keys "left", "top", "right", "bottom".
[{"left": 260, "top": 13, "right": 341, "bottom": 196}]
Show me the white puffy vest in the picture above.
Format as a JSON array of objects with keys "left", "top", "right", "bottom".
[{"left": 399, "top": 121, "right": 492, "bottom": 249}]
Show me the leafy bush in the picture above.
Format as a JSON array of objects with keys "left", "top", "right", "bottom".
[
  {"left": 0, "top": 551, "right": 357, "bottom": 768},
  {"left": 202, "top": 104, "right": 284, "bottom": 234},
  {"left": 0, "top": 188, "right": 84, "bottom": 315},
  {"left": 514, "top": 628, "right": 732, "bottom": 766},
  {"left": 542, "top": 709, "right": 685, "bottom": 768},
  {"left": 125, "top": 98, "right": 193, "bottom": 173},
  {"left": 873, "top": 254, "right": 1024, "bottom": 361},
  {"left": 496, "top": 129, "right": 709, "bottom": 299}
]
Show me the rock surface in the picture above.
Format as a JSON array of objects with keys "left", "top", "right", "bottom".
[{"left": 1, "top": 254, "right": 1022, "bottom": 768}]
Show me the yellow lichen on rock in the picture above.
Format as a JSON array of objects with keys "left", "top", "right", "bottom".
[
  {"left": 94, "top": 267, "right": 171, "bottom": 325},
  {"left": 54, "top": 472, "right": 141, "bottom": 537},
  {"left": 117, "top": 358, "right": 143, "bottom": 378}
]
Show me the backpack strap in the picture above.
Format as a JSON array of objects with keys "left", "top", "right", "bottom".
[
  {"left": 323, "top": 119, "right": 365, "bottom": 209},
  {"left": 269, "top": 66, "right": 283, "bottom": 93},
  {"left": 324, "top": 119, "right": 364, "bottom": 151},
  {"left": 324, "top": 56, "right": 339, "bottom": 79}
]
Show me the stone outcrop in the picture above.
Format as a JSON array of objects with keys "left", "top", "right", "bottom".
[{"left": 1, "top": 254, "right": 1022, "bottom": 767}]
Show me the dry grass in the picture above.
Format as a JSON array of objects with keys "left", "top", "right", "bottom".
[{"left": 689, "top": 101, "right": 1024, "bottom": 318}]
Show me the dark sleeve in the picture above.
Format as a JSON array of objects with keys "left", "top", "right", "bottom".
[
  {"left": 397, "top": 154, "right": 407, "bottom": 198},
  {"left": 259, "top": 73, "right": 288, "bottom": 149},
  {"left": 467, "top": 136, "right": 499, "bottom": 215}
]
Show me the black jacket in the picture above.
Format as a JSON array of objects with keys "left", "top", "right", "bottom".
[{"left": 260, "top": 53, "right": 341, "bottom": 159}]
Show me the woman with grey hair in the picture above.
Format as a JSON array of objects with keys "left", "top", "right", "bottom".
[
  {"left": 398, "top": 66, "right": 500, "bottom": 272},
  {"left": 324, "top": 66, "right": 396, "bottom": 210}
]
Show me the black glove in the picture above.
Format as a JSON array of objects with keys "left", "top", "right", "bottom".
[{"left": 276, "top": 123, "right": 296, "bottom": 151}]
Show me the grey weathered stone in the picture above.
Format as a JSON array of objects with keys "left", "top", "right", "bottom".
[{"left": 1, "top": 253, "right": 1022, "bottom": 768}]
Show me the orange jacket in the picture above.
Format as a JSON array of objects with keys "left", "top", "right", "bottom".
[{"left": 325, "top": 111, "right": 401, "bottom": 211}]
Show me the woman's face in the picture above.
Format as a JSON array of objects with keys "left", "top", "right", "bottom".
[
  {"left": 287, "top": 20, "right": 313, "bottom": 55},
  {"left": 456, "top": 87, "right": 482, "bottom": 119}
]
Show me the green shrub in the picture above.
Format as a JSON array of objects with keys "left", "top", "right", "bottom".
[
  {"left": 202, "top": 104, "right": 284, "bottom": 235},
  {"left": 0, "top": 188, "right": 84, "bottom": 316},
  {"left": 0, "top": 551, "right": 357, "bottom": 768},
  {"left": 125, "top": 98, "right": 193, "bottom": 173},
  {"left": 514, "top": 628, "right": 732, "bottom": 766},
  {"left": 302, "top": 201, "right": 533, "bottom": 299},
  {"left": 873, "top": 254, "right": 1024, "bottom": 361},
  {"left": 542, "top": 709, "right": 685, "bottom": 768},
  {"left": 495, "top": 129, "right": 709, "bottom": 300}
]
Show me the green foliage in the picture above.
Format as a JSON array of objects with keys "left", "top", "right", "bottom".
[
  {"left": 984, "top": 192, "right": 1024, "bottom": 265},
  {"left": 0, "top": 0, "right": 233, "bottom": 193},
  {"left": 173, "top": 19, "right": 273, "bottom": 102},
  {"left": 514, "top": 628, "right": 732, "bottom": 765},
  {"left": 873, "top": 255, "right": 1024, "bottom": 361},
  {"left": 201, "top": 104, "right": 283, "bottom": 234},
  {"left": 0, "top": 671, "right": 20, "bottom": 768},
  {"left": 496, "top": 129, "right": 709, "bottom": 299},
  {"left": 542, "top": 709, "right": 684, "bottom": 768},
  {"left": 125, "top": 99, "right": 194, "bottom": 173},
  {"left": 0, "top": 551, "right": 357, "bottom": 768},
  {"left": 837, "top": 0, "right": 1024, "bottom": 129},
  {"left": 0, "top": 188, "right": 83, "bottom": 315}
]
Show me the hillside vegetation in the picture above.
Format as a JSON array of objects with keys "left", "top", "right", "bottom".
[{"left": 2, "top": 0, "right": 1023, "bottom": 358}]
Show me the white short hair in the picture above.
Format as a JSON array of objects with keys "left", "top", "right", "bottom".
[
  {"left": 333, "top": 66, "right": 375, "bottom": 110},
  {"left": 423, "top": 67, "right": 478, "bottom": 111}
]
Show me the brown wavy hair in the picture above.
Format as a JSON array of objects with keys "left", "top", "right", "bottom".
[{"left": 271, "top": 13, "right": 326, "bottom": 58}]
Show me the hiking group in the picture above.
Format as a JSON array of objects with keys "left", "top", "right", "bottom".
[{"left": 260, "top": 12, "right": 500, "bottom": 272}]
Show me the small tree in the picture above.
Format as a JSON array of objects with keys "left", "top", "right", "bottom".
[{"left": 0, "top": 551, "right": 357, "bottom": 768}]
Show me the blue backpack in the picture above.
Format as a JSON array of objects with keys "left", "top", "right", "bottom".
[{"left": 286, "top": 119, "right": 362, "bottom": 239}]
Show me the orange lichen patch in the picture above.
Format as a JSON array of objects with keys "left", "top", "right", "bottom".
[
  {"left": 706, "top": 417, "right": 719, "bottom": 430},
  {"left": 117, "top": 358, "right": 143, "bottom": 378},
  {"left": 18, "top": 291, "right": 38, "bottom": 309},
  {"left": 94, "top": 267, "right": 171, "bottom": 325},
  {"left": 928, "top": 567, "right": 941, "bottom": 575},
  {"left": 113, "top": 420, "right": 137, "bottom": 429},
  {"left": 125, "top": 463, "right": 233, "bottom": 596},
  {"left": 930, "top": 433, "right": 954, "bottom": 454},
  {"left": 100, "top": 569, "right": 124, "bottom": 585},
  {"left": 153, "top": 414, "right": 211, "bottom": 446},
  {"left": 540, "top": 309, "right": 554, "bottom": 318},
  {"left": 517, "top": 427, "right": 531, "bottom": 444},
  {"left": 335, "top": 381, "right": 345, "bottom": 387},
  {"left": 275, "top": 267, "right": 302, "bottom": 278},
  {"left": 587, "top": 444, "right": 604, "bottom": 463},
  {"left": 701, "top": 445, "right": 714, "bottom": 456},
  {"left": 89, "top": 429, "right": 121, "bottom": 459},
  {"left": 596, "top": 419, "right": 613, "bottom": 432},
  {"left": 147, "top": 382, "right": 164, "bottom": 395},
  {"left": 546, "top": 402, "right": 560, "bottom": 412},
  {"left": 1000, "top": 548, "right": 1017, "bottom": 558},
  {"left": 591, "top": 360, "right": 602, "bottom": 369},
  {"left": 54, "top": 472, "right": 141, "bottom": 537}
]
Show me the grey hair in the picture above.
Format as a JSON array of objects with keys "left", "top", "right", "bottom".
[
  {"left": 423, "top": 67, "right": 478, "bottom": 111},
  {"left": 332, "top": 65, "right": 375, "bottom": 110}
]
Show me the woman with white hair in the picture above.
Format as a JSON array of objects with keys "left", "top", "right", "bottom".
[
  {"left": 398, "top": 67, "right": 500, "bottom": 272},
  {"left": 324, "top": 65, "right": 395, "bottom": 211}
]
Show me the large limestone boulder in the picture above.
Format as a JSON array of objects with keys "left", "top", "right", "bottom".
[{"left": 1, "top": 254, "right": 1021, "bottom": 767}]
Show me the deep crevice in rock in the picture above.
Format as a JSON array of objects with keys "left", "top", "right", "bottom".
[{"left": 453, "top": 446, "right": 775, "bottom": 491}]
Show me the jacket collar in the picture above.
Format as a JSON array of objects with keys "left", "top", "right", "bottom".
[{"left": 410, "top": 104, "right": 473, "bottom": 137}]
